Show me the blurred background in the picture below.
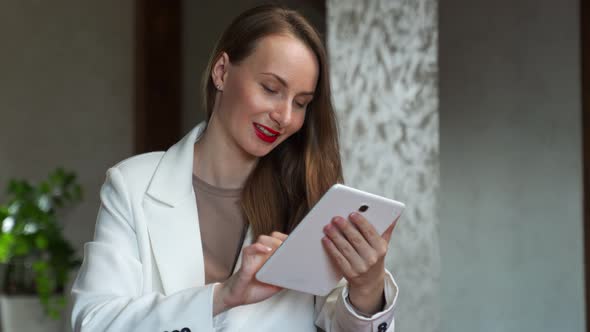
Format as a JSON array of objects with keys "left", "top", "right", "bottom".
[{"left": 0, "top": 0, "right": 586, "bottom": 331}]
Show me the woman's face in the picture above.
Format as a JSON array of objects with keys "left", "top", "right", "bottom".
[{"left": 211, "top": 34, "right": 319, "bottom": 158}]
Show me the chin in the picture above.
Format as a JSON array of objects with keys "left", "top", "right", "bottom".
[
  {"left": 244, "top": 141, "right": 281, "bottom": 158},
  {"left": 249, "top": 147, "right": 275, "bottom": 158}
]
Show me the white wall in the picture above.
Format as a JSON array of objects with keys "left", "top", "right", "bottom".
[
  {"left": 439, "top": 0, "right": 584, "bottom": 331},
  {"left": 0, "top": 2, "right": 133, "bottom": 329}
]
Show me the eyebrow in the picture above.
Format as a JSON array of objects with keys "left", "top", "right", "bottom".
[{"left": 261, "top": 72, "right": 315, "bottom": 96}]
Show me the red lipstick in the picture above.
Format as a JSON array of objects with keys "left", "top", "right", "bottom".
[{"left": 253, "top": 122, "right": 279, "bottom": 143}]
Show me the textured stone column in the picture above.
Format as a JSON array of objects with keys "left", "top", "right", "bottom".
[{"left": 327, "top": 1, "right": 439, "bottom": 330}]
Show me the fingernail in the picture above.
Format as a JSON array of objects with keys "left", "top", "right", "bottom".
[{"left": 350, "top": 212, "right": 359, "bottom": 220}]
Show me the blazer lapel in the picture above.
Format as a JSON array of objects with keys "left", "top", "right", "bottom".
[{"left": 143, "top": 123, "right": 207, "bottom": 295}]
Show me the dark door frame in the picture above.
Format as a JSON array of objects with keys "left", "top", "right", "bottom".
[{"left": 134, "top": 0, "right": 182, "bottom": 154}]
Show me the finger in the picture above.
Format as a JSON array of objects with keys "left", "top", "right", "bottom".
[
  {"left": 321, "top": 236, "right": 355, "bottom": 277},
  {"left": 270, "top": 231, "right": 288, "bottom": 242},
  {"left": 349, "top": 212, "right": 389, "bottom": 260},
  {"left": 333, "top": 216, "right": 376, "bottom": 263},
  {"left": 256, "top": 235, "right": 283, "bottom": 250},
  {"left": 382, "top": 217, "right": 399, "bottom": 243},
  {"left": 244, "top": 243, "right": 273, "bottom": 258},
  {"left": 348, "top": 212, "right": 383, "bottom": 250},
  {"left": 254, "top": 281, "right": 283, "bottom": 293},
  {"left": 323, "top": 221, "right": 367, "bottom": 273},
  {"left": 241, "top": 243, "right": 272, "bottom": 275}
]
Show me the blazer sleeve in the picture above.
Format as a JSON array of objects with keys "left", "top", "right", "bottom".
[
  {"left": 314, "top": 269, "right": 399, "bottom": 332},
  {"left": 71, "top": 167, "right": 216, "bottom": 332}
]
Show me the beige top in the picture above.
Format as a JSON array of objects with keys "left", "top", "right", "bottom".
[{"left": 193, "top": 174, "right": 247, "bottom": 284}]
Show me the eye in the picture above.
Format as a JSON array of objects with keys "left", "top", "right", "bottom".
[
  {"left": 261, "top": 84, "right": 277, "bottom": 94},
  {"left": 294, "top": 99, "right": 311, "bottom": 109}
]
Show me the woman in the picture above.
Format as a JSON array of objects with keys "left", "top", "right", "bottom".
[{"left": 71, "top": 5, "right": 398, "bottom": 332}]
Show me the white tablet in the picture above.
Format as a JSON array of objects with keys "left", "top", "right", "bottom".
[{"left": 255, "top": 184, "right": 405, "bottom": 296}]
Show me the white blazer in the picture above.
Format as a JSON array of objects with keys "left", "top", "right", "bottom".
[{"left": 71, "top": 123, "right": 398, "bottom": 332}]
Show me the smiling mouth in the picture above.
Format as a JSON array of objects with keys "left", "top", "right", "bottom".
[
  {"left": 253, "top": 122, "right": 280, "bottom": 143},
  {"left": 254, "top": 123, "right": 279, "bottom": 137}
]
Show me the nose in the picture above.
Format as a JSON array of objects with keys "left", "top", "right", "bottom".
[{"left": 269, "top": 101, "right": 292, "bottom": 128}]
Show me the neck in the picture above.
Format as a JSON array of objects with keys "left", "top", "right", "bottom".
[{"left": 193, "top": 113, "right": 258, "bottom": 189}]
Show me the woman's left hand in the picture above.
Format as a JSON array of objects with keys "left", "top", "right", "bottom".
[{"left": 322, "top": 212, "right": 398, "bottom": 315}]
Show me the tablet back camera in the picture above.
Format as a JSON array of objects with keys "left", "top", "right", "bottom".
[{"left": 358, "top": 204, "right": 369, "bottom": 212}]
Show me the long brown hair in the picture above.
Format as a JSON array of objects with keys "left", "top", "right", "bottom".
[{"left": 202, "top": 4, "right": 343, "bottom": 238}]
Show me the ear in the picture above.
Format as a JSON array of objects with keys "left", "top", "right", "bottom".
[{"left": 211, "top": 52, "right": 230, "bottom": 89}]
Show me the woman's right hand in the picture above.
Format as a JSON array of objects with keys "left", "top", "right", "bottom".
[{"left": 213, "top": 232, "right": 287, "bottom": 315}]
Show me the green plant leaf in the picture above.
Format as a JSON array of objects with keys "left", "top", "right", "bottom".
[
  {"left": 0, "top": 206, "right": 9, "bottom": 219},
  {"left": 35, "top": 234, "right": 48, "bottom": 250},
  {"left": 13, "top": 240, "right": 29, "bottom": 256},
  {"left": 0, "top": 233, "right": 15, "bottom": 262},
  {"left": 2, "top": 167, "right": 83, "bottom": 319}
]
